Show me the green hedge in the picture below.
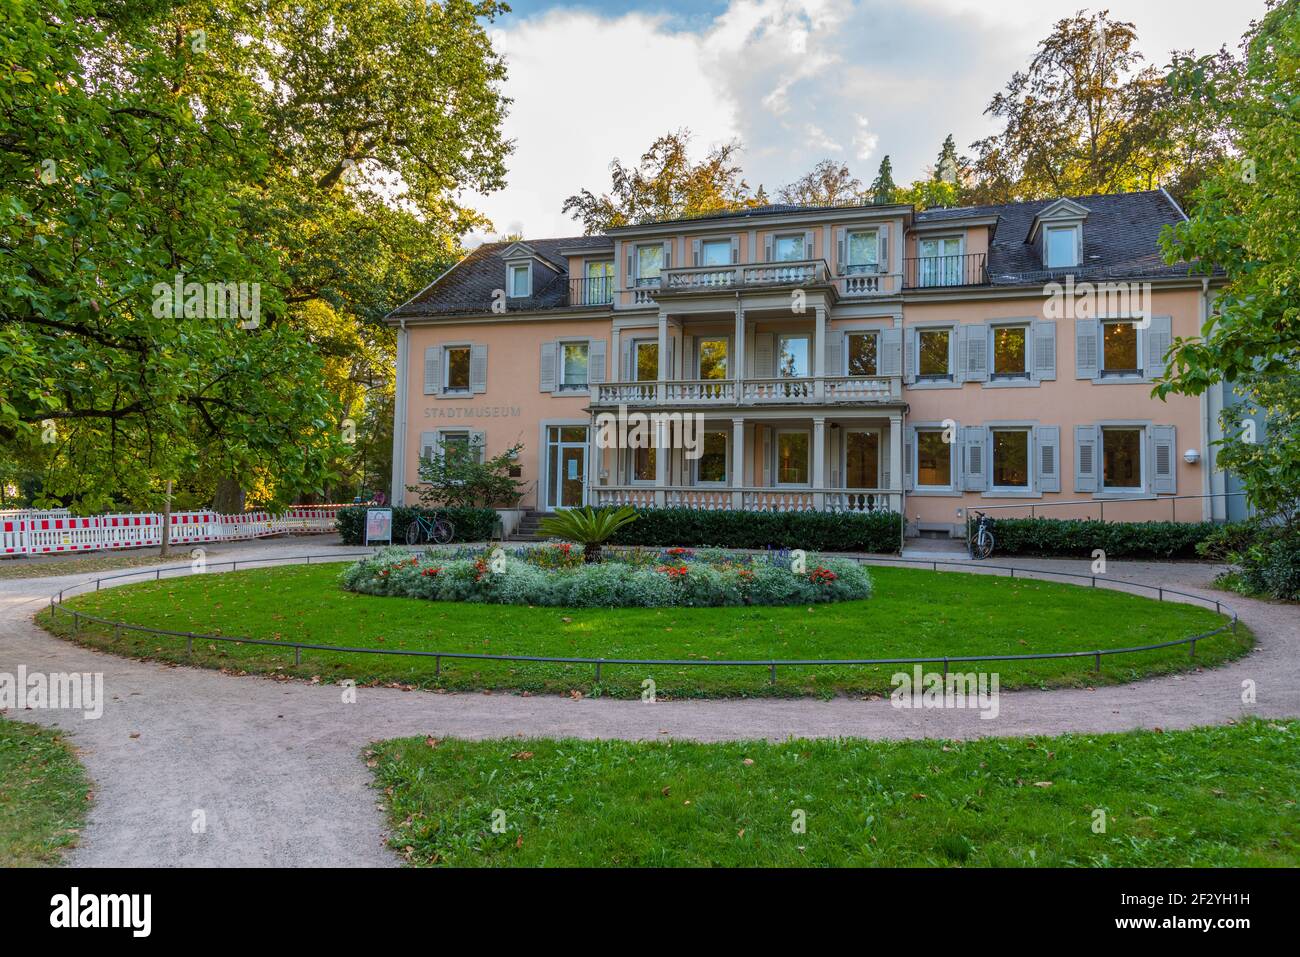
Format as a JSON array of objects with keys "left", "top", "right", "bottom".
[
  {"left": 336, "top": 506, "right": 498, "bottom": 545},
  {"left": 985, "top": 518, "right": 1219, "bottom": 559},
  {"left": 606, "top": 508, "right": 902, "bottom": 553}
]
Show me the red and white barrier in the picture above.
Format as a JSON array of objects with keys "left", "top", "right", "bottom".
[{"left": 0, "top": 504, "right": 343, "bottom": 557}]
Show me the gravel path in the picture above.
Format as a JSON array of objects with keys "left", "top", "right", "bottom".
[{"left": 1, "top": 539, "right": 1294, "bottom": 867}]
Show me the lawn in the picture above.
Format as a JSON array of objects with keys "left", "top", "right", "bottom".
[
  {"left": 0, "top": 718, "right": 91, "bottom": 866},
  {"left": 41, "top": 560, "right": 1250, "bottom": 698},
  {"left": 370, "top": 720, "right": 1300, "bottom": 867}
]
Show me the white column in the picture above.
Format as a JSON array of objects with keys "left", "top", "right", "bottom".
[
  {"left": 654, "top": 417, "right": 668, "bottom": 507},
  {"left": 733, "top": 300, "right": 745, "bottom": 396},
  {"left": 814, "top": 304, "right": 826, "bottom": 400},
  {"left": 731, "top": 416, "right": 745, "bottom": 509},
  {"left": 587, "top": 418, "right": 600, "bottom": 507},
  {"left": 657, "top": 309, "right": 669, "bottom": 403},
  {"left": 390, "top": 323, "right": 409, "bottom": 506},
  {"left": 889, "top": 412, "right": 904, "bottom": 513},
  {"left": 813, "top": 416, "right": 826, "bottom": 510}
]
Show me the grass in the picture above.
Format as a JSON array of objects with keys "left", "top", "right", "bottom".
[
  {"left": 0, "top": 717, "right": 91, "bottom": 866},
  {"left": 369, "top": 720, "right": 1300, "bottom": 867},
  {"left": 41, "top": 560, "right": 1251, "bottom": 699}
]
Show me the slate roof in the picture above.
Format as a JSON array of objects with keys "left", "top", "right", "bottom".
[{"left": 390, "top": 190, "right": 1200, "bottom": 319}]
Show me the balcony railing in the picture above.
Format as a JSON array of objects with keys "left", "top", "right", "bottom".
[
  {"left": 903, "top": 252, "right": 988, "bottom": 289},
  {"left": 592, "top": 486, "right": 901, "bottom": 513},
  {"left": 593, "top": 375, "right": 901, "bottom": 406},
  {"left": 659, "top": 258, "right": 830, "bottom": 294},
  {"left": 568, "top": 275, "right": 615, "bottom": 306}
]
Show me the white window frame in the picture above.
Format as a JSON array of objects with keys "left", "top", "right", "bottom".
[
  {"left": 557, "top": 339, "right": 590, "bottom": 392},
  {"left": 989, "top": 427, "right": 1034, "bottom": 493},
  {"left": 913, "top": 427, "right": 955, "bottom": 491},
  {"left": 632, "top": 339, "right": 659, "bottom": 383},
  {"left": 914, "top": 325, "right": 955, "bottom": 381},
  {"left": 634, "top": 244, "right": 664, "bottom": 287},
  {"left": 845, "top": 330, "right": 880, "bottom": 376},
  {"left": 695, "top": 336, "right": 730, "bottom": 380},
  {"left": 1100, "top": 319, "right": 1144, "bottom": 378},
  {"left": 442, "top": 344, "right": 472, "bottom": 394},
  {"left": 776, "top": 334, "right": 811, "bottom": 378},
  {"left": 917, "top": 235, "right": 964, "bottom": 286},
  {"left": 772, "top": 428, "right": 812, "bottom": 487},
  {"left": 693, "top": 430, "right": 730, "bottom": 486},
  {"left": 507, "top": 262, "right": 531, "bottom": 298},
  {"left": 1045, "top": 224, "right": 1080, "bottom": 269},
  {"left": 627, "top": 445, "right": 657, "bottom": 485},
  {"left": 1100, "top": 425, "right": 1147, "bottom": 494},
  {"left": 583, "top": 260, "right": 615, "bottom": 304},
  {"left": 771, "top": 233, "right": 807, "bottom": 262},
  {"left": 844, "top": 228, "right": 880, "bottom": 275},
  {"left": 699, "top": 238, "right": 732, "bottom": 268},
  {"left": 988, "top": 322, "right": 1031, "bottom": 380}
]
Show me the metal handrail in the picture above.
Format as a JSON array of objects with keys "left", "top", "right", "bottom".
[{"left": 44, "top": 550, "right": 1240, "bottom": 686}]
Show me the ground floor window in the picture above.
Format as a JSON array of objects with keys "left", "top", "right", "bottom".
[
  {"left": 1102, "top": 427, "right": 1143, "bottom": 489},
  {"left": 775, "top": 430, "right": 810, "bottom": 485},
  {"left": 916, "top": 429, "right": 951, "bottom": 487},
  {"left": 631, "top": 445, "right": 656, "bottom": 483},
  {"left": 844, "top": 430, "right": 880, "bottom": 487},
  {"left": 696, "top": 431, "right": 728, "bottom": 484},
  {"left": 991, "top": 428, "right": 1030, "bottom": 489}
]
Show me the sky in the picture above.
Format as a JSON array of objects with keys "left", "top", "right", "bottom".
[{"left": 463, "top": 0, "right": 1267, "bottom": 244}]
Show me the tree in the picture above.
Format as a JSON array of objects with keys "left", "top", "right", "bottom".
[
  {"left": 412, "top": 440, "right": 528, "bottom": 509},
  {"left": 777, "top": 159, "right": 864, "bottom": 205},
  {"left": 562, "top": 131, "right": 754, "bottom": 233},
  {"left": 1154, "top": 0, "right": 1300, "bottom": 517},
  {"left": 965, "top": 10, "right": 1215, "bottom": 204},
  {"left": 868, "top": 156, "right": 899, "bottom": 204},
  {"left": 933, "top": 134, "right": 962, "bottom": 183}
]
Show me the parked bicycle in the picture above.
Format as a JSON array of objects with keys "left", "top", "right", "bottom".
[
  {"left": 405, "top": 511, "right": 454, "bottom": 546},
  {"left": 968, "top": 510, "right": 995, "bottom": 560}
]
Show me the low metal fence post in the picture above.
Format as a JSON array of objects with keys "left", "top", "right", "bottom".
[
  {"left": 1094, "top": 652, "right": 1101, "bottom": 673},
  {"left": 294, "top": 646, "right": 301, "bottom": 666},
  {"left": 769, "top": 664, "right": 777, "bottom": 685},
  {"left": 1189, "top": 639, "right": 1197, "bottom": 659}
]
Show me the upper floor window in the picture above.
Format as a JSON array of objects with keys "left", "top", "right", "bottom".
[
  {"left": 1045, "top": 226, "right": 1078, "bottom": 268},
  {"left": 777, "top": 334, "right": 810, "bottom": 377},
  {"left": 635, "top": 245, "right": 664, "bottom": 286},
  {"left": 1102, "top": 320, "right": 1140, "bottom": 376},
  {"left": 991, "top": 324, "right": 1029, "bottom": 379},
  {"left": 772, "top": 234, "right": 806, "bottom": 262},
  {"left": 583, "top": 260, "right": 614, "bottom": 304},
  {"left": 991, "top": 428, "right": 1031, "bottom": 490},
  {"left": 845, "top": 229, "right": 879, "bottom": 274},
  {"left": 917, "top": 328, "right": 952, "bottom": 380},
  {"left": 444, "top": 346, "right": 471, "bottom": 393},
  {"left": 846, "top": 332, "right": 879, "bottom": 376},
  {"left": 507, "top": 263, "right": 530, "bottom": 298},
  {"left": 917, "top": 236, "right": 963, "bottom": 286},
  {"left": 700, "top": 239, "right": 732, "bottom": 267},
  {"left": 560, "top": 341, "right": 589, "bottom": 390},
  {"left": 698, "top": 338, "right": 728, "bottom": 379},
  {"left": 634, "top": 340, "right": 658, "bottom": 382}
]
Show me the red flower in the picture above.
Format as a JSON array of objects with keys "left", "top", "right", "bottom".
[
  {"left": 421, "top": 567, "right": 442, "bottom": 578},
  {"left": 656, "top": 564, "right": 689, "bottom": 579},
  {"left": 809, "top": 566, "right": 837, "bottom": 585}
]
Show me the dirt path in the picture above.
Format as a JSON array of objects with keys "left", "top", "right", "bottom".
[{"left": 1, "top": 540, "right": 1294, "bottom": 866}]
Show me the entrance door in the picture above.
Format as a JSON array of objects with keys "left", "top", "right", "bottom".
[
  {"left": 844, "top": 429, "right": 882, "bottom": 488},
  {"left": 546, "top": 426, "right": 588, "bottom": 510}
]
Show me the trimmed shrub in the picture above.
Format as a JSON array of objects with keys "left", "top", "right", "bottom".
[
  {"left": 338, "top": 546, "right": 873, "bottom": 608},
  {"left": 336, "top": 506, "right": 498, "bottom": 545},
  {"left": 985, "top": 518, "right": 1219, "bottom": 560},
  {"left": 606, "top": 508, "right": 901, "bottom": 553}
]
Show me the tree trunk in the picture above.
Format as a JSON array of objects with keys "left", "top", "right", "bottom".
[
  {"left": 212, "top": 475, "right": 245, "bottom": 515},
  {"left": 159, "top": 479, "right": 174, "bottom": 557},
  {"left": 584, "top": 542, "right": 602, "bottom": 564}
]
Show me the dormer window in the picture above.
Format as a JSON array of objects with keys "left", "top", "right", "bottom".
[
  {"left": 1045, "top": 226, "right": 1079, "bottom": 268},
  {"left": 508, "top": 262, "right": 531, "bottom": 298}
]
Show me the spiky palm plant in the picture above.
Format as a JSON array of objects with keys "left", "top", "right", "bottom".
[{"left": 538, "top": 505, "right": 639, "bottom": 563}]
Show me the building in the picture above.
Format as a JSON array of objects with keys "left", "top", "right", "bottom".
[{"left": 386, "top": 189, "right": 1224, "bottom": 536}]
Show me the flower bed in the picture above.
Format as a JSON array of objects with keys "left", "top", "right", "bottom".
[{"left": 338, "top": 545, "right": 872, "bottom": 608}]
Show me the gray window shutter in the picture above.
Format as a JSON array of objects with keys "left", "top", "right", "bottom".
[
  {"left": 878, "top": 224, "right": 889, "bottom": 272},
  {"left": 802, "top": 230, "right": 814, "bottom": 258},
  {"left": 1150, "top": 424, "right": 1176, "bottom": 493},
  {"left": 754, "top": 333, "right": 775, "bottom": 377},
  {"left": 903, "top": 425, "right": 915, "bottom": 491},
  {"left": 539, "top": 341, "right": 557, "bottom": 393},
  {"left": 1145, "top": 316, "right": 1172, "bottom": 379},
  {"left": 691, "top": 239, "right": 701, "bottom": 267},
  {"left": 880, "top": 427, "right": 891, "bottom": 488},
  {"left": 587, "top": 338, "right": 607, "bottom": 384},
  {"left": 626, "top": 247, "right": 635, "bottom": 286},
  {"left": 1036, "top": 425, "right": 1060, "bottom": 492},
  {"left": 730, "top": 236, "right": 740, "bottom": 263},
  {"left": 1075, "top": 319, "right": 1100, "bottom": 379},
  {"left": 682, "top": 334, "right": 695, "bottom": 377},
  {"left": 469, "top": 430, "right": 487, "bottom": 463},
  {"left": 661, "top": 240, "right": 672, "bottom": 270},
  {"left": 470, "top": 344, "right": 488, "bottom": 394},
  {"left": 666, "top": 336, "right": 676, "bottom": 380},
  {"left": 1032, "top": 320, "right": 1056, "bottom": 381},
  {"left": 825, "top": 332, "right": 842, "bottom": 377},
  {"left": 834, "top": 227, "right": 846, "bottom": 275},
  {"left": 962, "top": 323, "right": 989, "bottom": 383},
  {"left": 962, "top": 426, "right": 987, "bottom": 492},
  {"left": 763, "top": 234, "right": 773, "bottom": 262},
  {"left": 424, "top": 346, "right": 442, "bottom": 395},
  {"left": 879, "top": 327, "right": 903, "bottom": 377},
  {"left": 761, "top": 427, "right": 771, "bottom": 484},
  {"left": 622, "top": 338, "right": 635, "bottom": 380},
  {"left": 1074, "top": 425, "right": 1099, "bottom": 492},
  {"left": 419, "top": 431, "right": 439, "bottom": 466}
]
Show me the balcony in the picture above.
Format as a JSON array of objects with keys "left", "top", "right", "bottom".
[
  {"left": 568, "top": 275, "right": 615, "bottom": 306},
  {"left": 593, "top": 375, "right": 902, "bottom": 407},
  {"left": 903, "top": 252, "right": 988, "bottom": 289},
  {"left": 592, "top": 485, "right": 901, "bottom": 514},
  {"left": 660, "top": 258, "right": 830, "bottom": 294}
]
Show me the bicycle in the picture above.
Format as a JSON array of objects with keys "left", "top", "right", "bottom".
[
  {"left": 968, "top": 510, "right": 995, "bottom": 560},
  {"left": 405, "top": 510, "right": 454, "bottom": 546}
]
